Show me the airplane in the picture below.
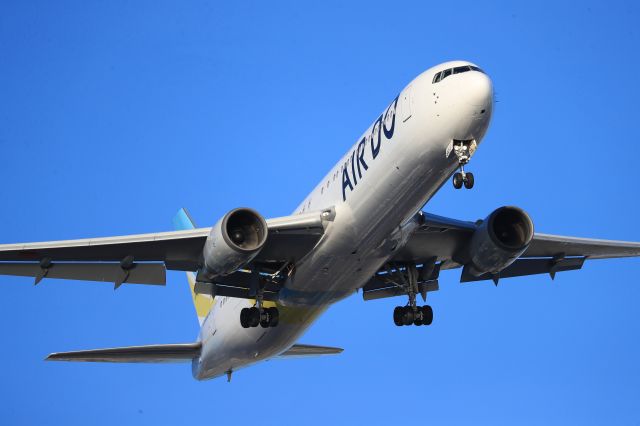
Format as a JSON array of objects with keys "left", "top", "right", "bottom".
[{"left": 2, "top": 60, "right": 640, "bottom": 382}]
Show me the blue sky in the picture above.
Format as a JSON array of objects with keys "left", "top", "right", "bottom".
[{"left": 1, "top": 0, "right": 640, "bottom": 424}]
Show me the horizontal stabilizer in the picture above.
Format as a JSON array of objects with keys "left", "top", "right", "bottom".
[
  {"left": 46, "top": 342, "right": 201, "bottom": 363},
  {"left": 278, "top": 344, "right": 343, "bottom": 358}
]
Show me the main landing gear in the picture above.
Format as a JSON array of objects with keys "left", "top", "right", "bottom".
[
  {"left": 393, "top": 305, "right": 433, "bottom": 326},
  {"left": 451, "top": 140, "right": 475, "bottom": 190},
  {"left": 240, "top": 306, "right": 279, "bottom": 328},
  {"left": 239, "top": 265, "right": 280, "bottom": 328},
  {"left": 390, "top": 264, "right": 435, "bottom": 327}
]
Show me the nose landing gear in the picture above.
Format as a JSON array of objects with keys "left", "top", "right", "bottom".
[{"left": 451, "top": 140, "right": 476, "bottom": 189}]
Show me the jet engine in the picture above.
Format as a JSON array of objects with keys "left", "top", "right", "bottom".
[
  {"left": 199, "top": 208, "right": 268, "bottom": 281},
  {"left": 466, "top": 206, "right": 534, "bottom": 276}
]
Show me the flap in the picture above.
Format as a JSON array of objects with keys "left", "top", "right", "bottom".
[
  {"left": 460, "top": 257, "right": 586, "bottom": 283},
  {"left": 0, "top": 262, "right": 165, "bottom": 285}
]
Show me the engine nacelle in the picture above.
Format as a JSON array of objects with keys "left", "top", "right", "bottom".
[
  {"left": 467, "top": 206, "right": 534, "bottom": 276},
  {"left": 199, "top": 208, "right": 268, "bottom": 281}
]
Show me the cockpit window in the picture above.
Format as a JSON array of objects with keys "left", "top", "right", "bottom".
[{"left": 432, "top": 65, "right": 485, "bottom": 84}]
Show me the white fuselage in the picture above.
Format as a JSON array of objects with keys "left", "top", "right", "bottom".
[{"left": 193, "top": 61, "right": 494, "bottom": 380}]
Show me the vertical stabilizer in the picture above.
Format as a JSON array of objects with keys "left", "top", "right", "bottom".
[{"left": 173, "top": 208, "right": 214, "bottom": 326}]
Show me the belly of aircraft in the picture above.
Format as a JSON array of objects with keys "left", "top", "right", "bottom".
[{"left": 282, "top": 132, "right": 459, "bottom": 304}]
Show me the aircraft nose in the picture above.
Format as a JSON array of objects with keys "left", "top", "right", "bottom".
[
  {"left": 463, "top": 71, "right": 493, "bottom": 108},
  {"left": 449, "top": 68, "right": 494, "bottom": 141}
]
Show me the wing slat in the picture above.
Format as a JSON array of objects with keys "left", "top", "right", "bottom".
[{"left": 523, "top": 233, "right": 640, "bottom": 259}]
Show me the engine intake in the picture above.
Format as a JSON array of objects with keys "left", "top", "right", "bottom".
[
  {"left": 467, "top": 206, "right": 534, "bottom": 276},
  {"left": 200, "top": 208, "right": 268, "bottom": 281}
]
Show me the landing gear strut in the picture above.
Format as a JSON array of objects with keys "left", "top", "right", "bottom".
[
  {"left": 390, "top": 264, "right": 434, "bottom": 327},
  {"left": 452, "top": 140, "right": 476, "bottom": 190}
]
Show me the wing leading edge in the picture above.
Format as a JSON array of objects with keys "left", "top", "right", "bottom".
[
  {"left": 46, "top": 342, "right": 202, "bottom": 363},
  {"left": 363, "top": 211, "right": 640, "bottom": 295},
  {"left": 278, "top": 344, "right": 344, "bottom": 358},
  {"left": 0, "top": 210, "right": 329, "bottom": 290}
]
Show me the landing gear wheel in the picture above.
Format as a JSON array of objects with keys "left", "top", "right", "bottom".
[
  {"left": 393, "top": 306, "right": 404, "bottom": 326},
  {"left": 453, "top": 172, "right": 463, "bottom": 189},
  {"left": 413, "top": 316, "right": 423, "bottom": 326},
  {"left": 240, "top": 308, "right": 250, "bottom": 328},
  {"left": 402, "top": 307, "right": 415, "bottom": 326},
  {"left": 248, "top": 307, "right": 260, "bottom": 328},
  {"left": 421, "top": 305, "right": 433, "bottom": 326},
  {"left": 463, "top": 172, "right": 474, "bottom": 189},
  {"left": 267, "top": 307, "right": 279, "bottom": 327}
]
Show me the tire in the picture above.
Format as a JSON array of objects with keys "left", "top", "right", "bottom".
[
  {"left": 393, "top": 306, "right": 404, "bottom": 326},
  {"left": 422, "top": 305, "right": 433, "bottom": 326},
  {"left": 268, "top": 307, "right": 279, "bottom": 327},
  {"left": 453, "top": 172, "right": 463, "bottom": 189},
  {"left": 464, "top": 172, "right": 474, "bottom": 189},
  {"left": 249, "top": 307, "right": 261, "bottom": 328},
  {"left": 402, "top": 307, "right": 415, "bottom": 326},
  {"left": 240, "top": 308, "right": 250, "bottom": 328},
  {"left": 414, "top": 316, "right": 423, "bottom": 326}
]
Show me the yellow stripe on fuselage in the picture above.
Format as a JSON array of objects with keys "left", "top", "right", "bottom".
[{"left": 187, "top": 272, "right": 215, "bottom": 324}]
